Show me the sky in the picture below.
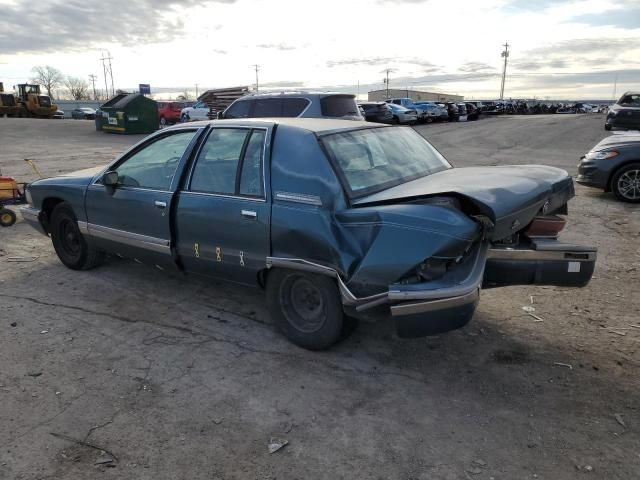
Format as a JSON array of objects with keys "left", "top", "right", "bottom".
[{"left": 0, "top": 0, "right": 639, "bottom": 100}]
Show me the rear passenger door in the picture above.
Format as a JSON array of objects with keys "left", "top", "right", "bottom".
[{"left": 175, "top": 126, "right": 270, "bottom": 285}]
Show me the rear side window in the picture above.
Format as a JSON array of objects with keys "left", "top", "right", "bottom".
[{"left": 320, "top": 95, "right": 359, "bottom": 117}]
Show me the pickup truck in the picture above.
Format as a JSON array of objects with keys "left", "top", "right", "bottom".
[{"left": 21, "top": 118, "right": 596, "bottom": 350}]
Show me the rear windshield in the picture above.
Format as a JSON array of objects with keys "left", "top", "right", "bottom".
[
  {"left": 321, "top": 127, "right": 451, "bottom": 197},
  {"left": 320, "top": 95, "right": 360, "bottom": 118}
]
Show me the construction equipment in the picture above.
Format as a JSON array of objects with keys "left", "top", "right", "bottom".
[
  {"left": 0, "top": 82, "right": 21, "bottom": 117},
  {"left": 14, "top": 83, "right": 57, "bottom": 118}
]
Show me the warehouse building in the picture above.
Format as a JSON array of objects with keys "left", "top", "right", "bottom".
[{"left": 368, "top": 88, "right": 463, "bottom": 102}]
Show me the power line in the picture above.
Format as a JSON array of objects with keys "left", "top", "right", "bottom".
[{"left": 100, "top": 51, "right": 114, "bottom": 98}]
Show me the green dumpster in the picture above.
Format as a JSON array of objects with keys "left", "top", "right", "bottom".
[{"left": 99, "top": 93, "right": 158, "bottom": 134}]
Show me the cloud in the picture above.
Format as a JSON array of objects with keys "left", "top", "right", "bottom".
[
  {"left": 0, "top": 0, "right": 234, "bottom": 54},
  {"left": 525, "top": 38, "right": 640, "bottom": 57},
  {"left": 458, "top": 62, "right": 496, "bottom": 73},
  {"left": 570, "top": 7, "right": 640, "bottom": 29},
  {"left": 256, "top": 43, "right": 296, "bottom": 51},
  {"left": 511, "top": 59, "right": 568, "bottom": 71},
  {"left": 327, "top": 57, "right": 395, "bottom": 67}
]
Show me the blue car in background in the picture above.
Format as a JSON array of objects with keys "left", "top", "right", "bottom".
[{"left": 21, "top": 118, "right": 596, "bottom": 349}]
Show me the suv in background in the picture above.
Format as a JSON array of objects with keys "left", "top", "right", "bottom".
[
  {"left": 358, "top": 102, "right": 393, "bottom": 123},
  {"left": 605, "top": 91, "right": 640, "bottom": 131},
  {"left": 181, "top": 101, "right": 211, "bottom": 122},
  {"left": 221, "top": 92, "right": 363, "bottom": 120},
  {"left": 157, "top": 101, "right": 186, "bottom": 126}
]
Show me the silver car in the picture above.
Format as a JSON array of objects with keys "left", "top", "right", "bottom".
[{"left": 387, "top": 103, "right": 418, "bottom": 124}]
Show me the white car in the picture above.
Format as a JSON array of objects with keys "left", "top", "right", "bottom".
[{"left": 180, "top": 101, "right": 210, "bottom": 122}]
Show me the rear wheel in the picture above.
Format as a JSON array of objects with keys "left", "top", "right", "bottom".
[
  {"left": 612, "top": 163, "right": 640, "bottom": 203},
  {"left": 50, "top": 202, "right": 104, "bottom": 269},
  {"left": 0, "top": 208, "right": 16, "bottom": 227},
  {"left": 266, "top": 269, "right": 345, "bottom": 350}
]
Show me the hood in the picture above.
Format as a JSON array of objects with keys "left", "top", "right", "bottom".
[
  {"left": 60, "top": 165, "right": 106, "bottom": 178},
  {"left": 591, "top": 133, "right": 640, "bottom": 151},
  {"left": 352, "top": 165, "right": 574, "bottom": 241}
]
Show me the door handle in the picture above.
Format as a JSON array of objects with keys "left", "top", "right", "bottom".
[
  {"left": 241, "top": 209, "right": 257, "bottom": 220},
  {"left": 154, "top": 200, "right": 167, "bottom": 209}
]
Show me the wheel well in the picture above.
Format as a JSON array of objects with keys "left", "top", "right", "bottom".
[
  {"left": 606, "top": 160, "right": 640, "bottom": 192},
  {"left": 41, "top": 197, "right": 64, "bottom": 232}
]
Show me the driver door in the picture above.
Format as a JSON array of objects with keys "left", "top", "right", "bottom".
[{"left": 84, "top": 130, "right": 198, "bottom": 267}]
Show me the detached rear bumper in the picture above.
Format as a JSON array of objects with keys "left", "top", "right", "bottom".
[{"left": 20, "top": 207, "right": 47, "bottom": 235}]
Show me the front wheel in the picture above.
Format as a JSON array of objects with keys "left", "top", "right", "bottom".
[
  {"left": 50, "top": 202, "right": 105, "bottom": 270},
  {"left": 612, "top": 163, "right": 640, "bottom": 203},
  {"left": 266, "top": 269, "right": 345, "bottom": 350}
]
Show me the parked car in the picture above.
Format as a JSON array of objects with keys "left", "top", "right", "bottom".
[
  {"left": 21, "top": 118, "right": 595, "bottom": 349},
  {"left": 389, "top": 98, "right": 430, "bottom": 122},
  {"left": 359, "top": 102, "right": 393, "bottom": 123},
  {"left": 435, "top": 103, "right": 450, "bottom": 121},
  {"left": 181, "top": 101, "right": 211, "bottom": 122},
  {"left": 52, "top": 109, "right": 64, "bottom": 119},
  {"left": 412, "top": 101, "right": 442, "bottom": 123},
  {"left": 456, "top": 103, "right": 468, "bottom": 121},
  {"left": 445, "top": 102, "right": 460, "bottom": 121},
  {"left": 387, "top": 103, "right": 418, "bottom": 124},
  {"left": 605, "top": 92, "right": 640, "bottom": 131},
  {"left": 465, "top": 103, "right": 480, "bottom": 121},
  {"left": 71, "top": 107, "right": 96, "bottom": 120},
  {"left": 221, "top": 92, "right": 363, "bottom": 120},
  {"left": 157, "top": 101, "right": 186, "bottom": 126},
  {"left": 577, "top": 133, "right": 640, "bottom": 202}
]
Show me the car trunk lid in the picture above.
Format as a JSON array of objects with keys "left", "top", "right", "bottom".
[{"left": 352, "top": 165, "right": 574, "bottom": 241}]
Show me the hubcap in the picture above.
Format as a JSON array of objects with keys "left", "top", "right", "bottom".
[
  {"left": 618, "top": 169, "right": 640, "bottom": 200},
  {"left": 281, "top": 276, "right": 326, "bottom": 333},
  {"left": 1, "top": 213, "right": 12, "bottom": 224}
]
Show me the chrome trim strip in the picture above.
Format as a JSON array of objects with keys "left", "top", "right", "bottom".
[
  {"left": 179, "top": 190, "right": 266, "bottom": 203},
  {"left": 390, "top": 288, "right": 479, "bottom": 317},
  {"left": 77, "top": 220, "right": 89, "bottom": 234},
  {"left": 83, "top": 222, "right": 170, "bottom": 254},
  {"left": 274, "top": 191, "right": 323, "bottom": 206},
  {"left": 487, "top": 248, "right": 597, "bottom": 262}
]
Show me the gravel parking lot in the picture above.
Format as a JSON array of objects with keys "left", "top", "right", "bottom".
[{"left": 1, "top": 116, "right": 638, "bottom": 480}]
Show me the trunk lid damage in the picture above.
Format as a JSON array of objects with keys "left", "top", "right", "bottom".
[{"left": 352, "top": 165, "right": 574, "bottom": 241}]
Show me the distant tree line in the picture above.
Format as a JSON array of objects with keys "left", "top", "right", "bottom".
[{"left": 30, "top": 65, "right": 105, "bottom": 101}]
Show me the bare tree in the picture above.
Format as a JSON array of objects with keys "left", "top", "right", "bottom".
[
  {"left": 64, "top": 76, "right": 90, "bottom": 100},
  {"left": 31, "top": 65, "right": 64, "bottom": 99}
]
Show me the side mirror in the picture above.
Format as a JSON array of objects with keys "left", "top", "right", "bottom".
[
  {"left": 217, "top": 111, "right": 224, "bottom": 119},
  {"left": 103, "top": 170, "right": 119, "bottom": 187}
]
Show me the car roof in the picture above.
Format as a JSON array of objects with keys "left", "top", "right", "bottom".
[{"left": 168, "top": 117, "right": 384, "bottom": 135}]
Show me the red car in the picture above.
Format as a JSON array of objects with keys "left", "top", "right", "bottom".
[{"left": 157, "top": 101, "right": 186, "bottom": 126}]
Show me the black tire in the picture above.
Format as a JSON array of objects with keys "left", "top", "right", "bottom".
[
  {"left": 604, "top": 124, "right": 612, "bottom": 131},
  {"left": 50, "top": 202, "right": 104, "bottom": 270},
  {"left": 266, "top": 269, "right": 345, "bottom": 350},
  {"left": 392, "top": 116, "right": 399, "bottom": 124},
  {"left": 0, "top": 208, "right": 16, "bottom": 227},
  {"left": 611, "top": 163, "right": 640, "bottom": 203}
]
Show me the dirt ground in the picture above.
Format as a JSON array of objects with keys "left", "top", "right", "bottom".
[{"left": 0, "top": 116, "right": 638, "bottom": 480}]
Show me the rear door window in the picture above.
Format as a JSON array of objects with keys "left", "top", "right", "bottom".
[
  {"left": 253, "top": 98, "right": 283, "bottom": 117},
  {"left": 282, "top": 98, "right": 310, "bottom": 116}
]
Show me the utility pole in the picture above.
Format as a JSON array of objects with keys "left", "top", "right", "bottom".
[
  {"left": 612, "top": 74, "right": 618, "bottom": 102},
  {"left": 383, "top": 68, "right": 392, "bottom": 100},
  {"left": 195, "top": 83, "right": 199, "bottom": 99},
  {"left": 100, "top": 51, "right": 115, "bottom": 98},
  {"left": 88, "top": 74, "right": 98, "bottom": 100},
  {"left": 500, "top": 41, "right": 509, "bottom": 100},
  {"left": 252, "top": 64, "right": 260, "bottom": 93}
]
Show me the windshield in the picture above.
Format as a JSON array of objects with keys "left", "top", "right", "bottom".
[
  {"left": 619, "top": 94, "right": 640, "bottom": 107},
  {"left": 321, "top": 127, "right": 451, "bottom": 198}
]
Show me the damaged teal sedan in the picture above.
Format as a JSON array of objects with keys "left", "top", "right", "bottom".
[{"left": 21, "top": 118, "right": 596, "bottom": 349}]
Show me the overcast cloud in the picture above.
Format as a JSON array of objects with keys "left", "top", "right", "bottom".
[{"left": 0, "top": 0, "right": 638, "bottom": 99}]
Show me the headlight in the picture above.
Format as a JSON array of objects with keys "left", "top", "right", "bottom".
[
  {"left": 25, "top": 187, "right": 33, "bottom": 207},
  {"left": 585, "top": 150, "right": 618, "bottom": 160}
]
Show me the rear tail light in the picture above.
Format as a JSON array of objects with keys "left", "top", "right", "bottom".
[{"left": 525, "top": 215, "right": 566, "bottom": 238}]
